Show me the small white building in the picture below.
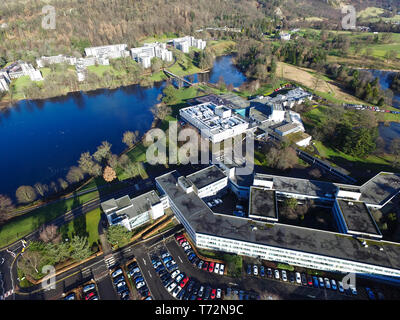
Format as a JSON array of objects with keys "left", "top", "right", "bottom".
[
  {"left": 84, "top": 44, "right": 129, "bottom": 59},
  {"left": 101, "top": 190, "right": 165, "bottom": 231},
  {"left": 36, "top": 55, "right": 77, "bottom": 68},
  {"left": 172, "top": 36, "right": 206, "bottom": 53}
]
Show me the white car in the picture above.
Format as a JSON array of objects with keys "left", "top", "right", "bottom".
[
  {"left": 214, "top": 263, "right": 220, "bottom": 274},
  {"left": 181, "top": 241, "right": 189, "bottom": 247},
  {"left": 112, "top": 268, "right": 123, "bottom": 278},
  {"left": 172, "top": 285, "right": 182, "bottom": 298},
  {"left": 324, "top": 278, "right": 331, "bottom": 289},
  {"left": 183, "top": 244, "right": 191, "bottom": 251},
  {"left": 171, "top": 270, "right": 180, "bottom": 279},
  {"left": 136, "top": 281, "right": 146, "bottom": 289},
  {"left": 295, "top": 272, "right": 301, "bottom": 284},
  {"left": 349, "top": 285, "right": 357, "bottom": 295},
  {"left": 274, "top": 269, "right": 280, "bottom": 279},
  {"left": 175, "top": 273, "right": 184, "bottom": 283},
  {"left": 282, "top": 270, "right": 287, "bottom": 282},
  {"left": 167, "top": 282, "right": 177, "bottom": 293},
  {"left": 253, "top": 265, "right": 258, "bottom": 276},
  {"left": 207, "top": 202, "right": 213, "bottom": 207},
  {"left": 219, "top": 264, "right": 225, "bottom": 275},
  {"left": 216, "top": 288, "right": 222, "bottom": 299}
]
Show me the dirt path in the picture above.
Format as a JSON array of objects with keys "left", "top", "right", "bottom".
[{"left": 276, "top": 62, "right": 364, "bottom": 104}]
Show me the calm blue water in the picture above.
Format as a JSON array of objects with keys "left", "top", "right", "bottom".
[
  {"left": 368, "top": 69, "right": 400, "bottom": 109},
  {"left": 379, "top": 122, "right": 400, "bottom": 151},
  {"left": 0, "top": 55, "right": 246, "bottom": 197}
]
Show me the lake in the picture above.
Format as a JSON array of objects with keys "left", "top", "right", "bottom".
[
  {"left": 0, "top": 55, "right": 246, "bottom": 198},
  {"left": 367, "top": 69, "right": 400, "bottom": 109}
]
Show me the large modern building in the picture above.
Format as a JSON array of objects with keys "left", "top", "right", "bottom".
[
  {"left": 36, "top": 55, "right": 77, "bottom": 68},
  {"left": 5, "top": 61, "right": 43, "bottom": 81},
  {"left": 172, "top": 36, "right": 206, "bottom": 53},
  {"left": 179, "top": 102, "right": 249, "bottom": 143},
  {"left": 84, "top": 44, "right": 129, "bottom": 59},
  {"left": 130, "top": 42, "right": 173, "bottom": 68},
  {"left": 101, "top": 190, "right": 165, "bottom": 231},
  {"left": 155, "top": 166, "right": 400, "bottom": 282}
]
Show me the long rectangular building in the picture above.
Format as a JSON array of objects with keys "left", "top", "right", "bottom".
[{"left": 156, "top": 168, "right": 400, "bottom": 281}]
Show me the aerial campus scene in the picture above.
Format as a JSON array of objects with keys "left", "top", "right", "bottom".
[{"left": 1, "top": 0, "right": 400, "bottom": 310}]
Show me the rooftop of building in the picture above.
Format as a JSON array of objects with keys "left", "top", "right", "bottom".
[
  {"left": 187, "top": 165, "right": 227, "bottom": 190},
  {"left": 254, "top": 173, "right": 338, "bottom": 199},
  {"left": 249, "top": 187, "right": 277, "bottom": 220},
  {"left": 101, "top": 190, "right": 161, "bottom": 220},
  {"left": 359, "top": 172, "right": 400, "bottom": 206},
  {"left": 187, "top": 93, "right": 249, "bottom": 110},
  {"left": 156, "top": 170, "right": 400, "bottom": 271},
  {"left": 336, "top": 199, "right": 381, "bottom": 236},
  {"left": 275, "top": 122, "right": 301, "bottom": 133}
]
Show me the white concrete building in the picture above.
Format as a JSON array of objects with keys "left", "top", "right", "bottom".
[
  {"left": 130, "top": 42, "right": 173, "bottom": 68},
  {"left": 172, "top": 36, "right": 206, "bottom": 53},
  {"left": 179, "top": 102, "right": 249, "bottom": 143},
  {"left": 101, "top": 190, "right": 165, "bottom": 231},
  {"left": 36, "top": 55, "right": 77, "bottom": 68},
  {"left": 155, "top": 168, "right": 400, "bottom": 282},
  {"left": 84, "top": 44, "right": 129, "bottom": 59}
]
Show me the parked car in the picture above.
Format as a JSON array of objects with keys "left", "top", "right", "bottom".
[
  {"left": 324, "top": 278, "right": 331, "bottom": 289},
  {"left": 219, "top": 264, "right": 225, "bottom": 275},
  {"left": 112, "top": 268, "right": 123, "bottom": 278},
  {"left": 301, "top": 273, "right": 307, "bottom": 286},
  {"left": 214, "top": 263, "right": 220, "bottom": 274},
  {"left": 128, "top": 261, "right": 138, "bottom": 270},
  {"left": 198, "top": 260, "right": 204, "bottom": 269},
  {"left": 307, "top": 276, "right": 313, "bottom": 286},
  {"left": 313, "top": 276, "right": 319, "bottom": 288},
  {"left": 274, "top": 269, "right": 280, "bottom": 280},
  {"left": 216, "top": 288, "right": 222, "bottom": 299},
  {"left": 295, "top": 272, "right": 301, "bottom": 284},
  {"left": 64, "top": 293, "right": 76, "bottom": 300},
  {"left": 260, "top": 266, "right": 265, "bottom": 277},
  {"left": 247, "top": 265, "right": 252, "bottom": 275},
  {"left": 198, "top": 285, "right": 205, "bottom": 298},
  {"left": 253, "top": 265, "right": 258, "bottom": 276},
  {"left": 202, "top": 261, "right": 209, "bottom": 271},
  {"left": 171, "top": 269, "right": 180, "bottom": 279},
  {"left": 289, "top": 272, "right": 295, "bottom": 283},
  {"left": 349, "top": 285, "right": 357, "bottom": 295},
  {"left": 208, "top": 262, "right": 215, "bottom": 273},
  {"left": 180, "top": 276, "right": 189, "bottom": 288},
  {"left": 204, "top": 286, "right": 212, "bottom": 300},
  {"left": 85, "top": 292, "right": 96, "bottom": 300},
  {"left": 175, "top": 273, "right": 185, "bottom": 283},
  {"left": 136, "top": 281, "right": 146, "bottom": 290},
  {"left": 318, "top": 277, "right": 324, "bottom": 288},
  {"left": 331, "top": 279, "right": 337, "bottom": 291},
  {"left": 267, "top": 268, "right": 273, "bottom": 278},
  {"left": 172, "top": 286, "right": 182, "bottom": 298},
  {"left": 338, "top": 281, "right": 345, "bottom": 293},
  {"left": 210, "top": 288, "right": 216, "bottom": 300},
  {"left": 134, "top": 277, "right": 144, "bottom": 284},
  {"left": 366, "top": 287, "right": 375, "bottom": 300},
  {"left": 113, "top": 275, "right": 125, "bottom": 284},
  {"left": 83, "top": 284, "right": 96, "bottom": 293},
  {"left": 167, "top": 282, "right": 177, "bottom": 293}
]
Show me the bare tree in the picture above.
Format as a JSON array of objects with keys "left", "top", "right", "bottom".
[
  {"left": 58, "top": 178, "right": 69, "bottom": 190},
  {"left": 39, "top": 224, "right": 61, "bottom": 243},
  {"left": 34, "top": 182, "right": 48, "bottom": 198},
  {"left": 66, "top": 166, "right": 84, "bottom": 184},
  {"left": 0, "top": 194, "right": 15, "bottom": 224},
  {"left": 93, "top": 141, "right": 112, "bottom": 162},
  {"left": 15, "top": 186, "right": 37, "bottom": 204},
  {"left": 122, "top": 130, "right": 139, "bottom": 149}
]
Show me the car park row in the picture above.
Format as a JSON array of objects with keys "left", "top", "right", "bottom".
[{"left": 125, "top": 260, "right": 153, "bottom": 300}]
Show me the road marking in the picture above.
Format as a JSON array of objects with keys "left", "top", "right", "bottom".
[
  {"left": 148, "top": 271, "right": 152, "bottom": 278},
  {"left": 142, "top": 258, "right": 147, "bottom": 266},
  {"left": 178, "top": 256, "right": 183, "bottom": 263}
]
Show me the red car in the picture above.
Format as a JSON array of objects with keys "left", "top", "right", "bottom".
[
  {"left": 85, "top": 292, "right": 95, "bottom": 300},
  {"left": 210, "top": 289, "right": 216, "bottom": 300},
  {"left": 180, "top": 276, "right": 189, "bottom": 288},
  {"left": 178, "top": 238, "right": 186, "bottom": 245},
  {"left": 208, "top": 262, "right": 215, "bottom": 273},
  {"left": 202, "top": 261, "right": 209, "bottom": 271},
  {"left": 176, "top": 234, "right": 185, "bottom": 241}
]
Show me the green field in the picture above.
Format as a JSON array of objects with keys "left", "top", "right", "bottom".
[{"left": 60, "top": 207, "right": 101, "bottom": 247}]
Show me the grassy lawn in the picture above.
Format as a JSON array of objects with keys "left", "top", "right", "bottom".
[
  {"left": 60, "top": 207, "right": 101, "bottom": 247},
  {"left": 0, "top": 190, "right": 100, "bottom": 248}
]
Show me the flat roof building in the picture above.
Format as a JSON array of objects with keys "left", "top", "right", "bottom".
[
  {"left": 249, "top": 187, "right": 278, "bottom": 222},
  {"left": 179, "top": 102, "right": 249, "bottom": 143}
]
